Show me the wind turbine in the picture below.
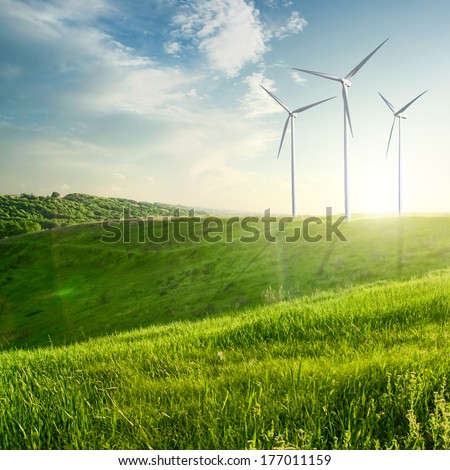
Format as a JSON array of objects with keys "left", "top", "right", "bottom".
[
  {"left": 260, "top": 85, "right": 335, "bottom": 217},
  {"left": 292, "top": 38, "right": 389, "bottom": 221},
  {"left": 379, "top": 90, "right": 428, "bottom": 215}
]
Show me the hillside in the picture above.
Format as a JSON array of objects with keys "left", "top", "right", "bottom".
[
  {"left": 1, "top": 215, "right": 449, "bottom": 349},
  {"left": 0, "top": 193, "right": 205, "bottom": 238},
  {"left": 1, "top": 270, "right": 449, "bottom": 449}
]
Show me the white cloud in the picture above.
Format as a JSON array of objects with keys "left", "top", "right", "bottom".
[
  {"left": 2, "top": 0, "right": 114, "bottom": 39},
  {"left": 290, "top": 69, "right": 307, "bottom": 86},
  {"left": 60, "top": 29, "right": 199, "bottom": 115},
  {"left": 172, "top": 0, "right": 268, "bottom": 78},
  {"left": 273, "top": 11, "right": 307, "bottom": 39},
  {"left": 113, "top": 172, "right": 126, "bottom": 180},
  {"left": 164, "top": 41, "right": 182, "bottom": 56},
  {"left": 0, "top": 0, "right": 201, "bottom": 118},
  {"left": 264, "top": 0, "right": 294, "bottom": 7},
  {"left": 240, "top": 72, "right": 282, "bottom": 117},
  {"left": 75, "top": 60, "right": 198, "bottom": 115}
]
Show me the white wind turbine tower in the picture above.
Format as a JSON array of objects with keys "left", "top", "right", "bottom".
[
  {"left": 379, "top": 90, "right": 428, "bottom": 215},
  {"left": 260, "top": 85, "right": 335, "bottom": 217},
  {"left": 292, "top": 38, "right": 389, "bottom": 221}
]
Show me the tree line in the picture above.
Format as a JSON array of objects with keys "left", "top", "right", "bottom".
[{"left": 0, "top": 193, "right": 198, "bottom": 238}]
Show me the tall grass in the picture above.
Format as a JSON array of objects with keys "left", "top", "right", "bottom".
[{"left": 1, "top": 270, "right": 449, "bottom": 449}]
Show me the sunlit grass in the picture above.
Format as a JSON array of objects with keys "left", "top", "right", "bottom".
[
  {"left": 1, "top": 269, "right": 449, "bottom": 449},
  {"left": 1, "top": 215, "right": 449, "bottom": 349}
]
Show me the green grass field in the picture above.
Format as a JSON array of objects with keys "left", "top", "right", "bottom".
[
  {"left": 1, "top": 215, "right": 449, "bottom": 349},
  {"left": 0, "top": 214, "right": 450, "bottom": 449}
]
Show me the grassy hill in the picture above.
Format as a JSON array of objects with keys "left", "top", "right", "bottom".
[
  {"left": 1, "top": 269, "right": 449, "bottom": 449},
  {"left": 0, "top": 192, "right": 206, "bottom": 238},
  {"left": 1, "top": 215, "right": 449, "bottom": 349},
  {"left": 1, "top": 213, "right": 450, "bottom": 449}
]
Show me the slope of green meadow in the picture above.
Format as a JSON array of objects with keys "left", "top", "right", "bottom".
[
  {"left": 1, "top": 214, "right": 450, "bottom": 449},
  {"left": 0, "top": 270, "right": 449, "bottom": 449},
  {"left": 0, "top": 215, "right": 449, "bottom": 349}
]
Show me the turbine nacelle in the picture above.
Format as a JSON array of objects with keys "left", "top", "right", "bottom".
[
  {"left": 379, "top": 90, "right": 427, "bottom": 160},
  {"left": 260, "top": 84, "right": 336, "bottom": 160},
  {"left": 342, "top": 79, "right": 351, "bottom": 88}
]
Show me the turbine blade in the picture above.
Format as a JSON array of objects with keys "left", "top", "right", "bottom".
[
  {"left": 291, "top": 68, "right": 342, "bottom": 82},
  {"left": 277, "top": 116, "right": 291, "bottom": 159},
  {"left": 260, "top": 84, "right": 291, "bottom": 114},
  {"left": 396, "top": 90, "right": 428, "bottom": 115},
  {"left": 345, "top": 38, "right": 389, "bottom": 79},
  {"left": 386, "top": 116, "right": 396, "bottom": 159},
  {"left": 378, "top": 92, "right": 395, "bottom": 113},
  {"left": 292, "top": 96, "right": 336, "bottom": 114},
  {"left": 342, "top": 85, "right": 353, "bottom": 137}
]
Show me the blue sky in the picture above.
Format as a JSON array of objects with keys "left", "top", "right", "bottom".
[{"left": 1, "top": 0, "right": 449, "bottom": 215}]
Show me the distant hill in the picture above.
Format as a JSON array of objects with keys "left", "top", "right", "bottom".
[{"left": 0, "top": 193, "right": 206, "bottom": 238}]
